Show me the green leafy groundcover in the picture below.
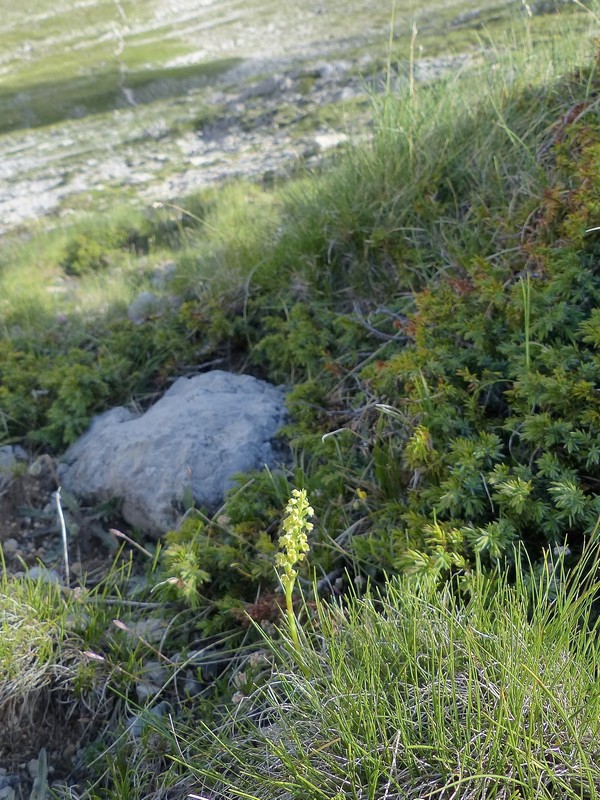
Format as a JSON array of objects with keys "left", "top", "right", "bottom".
[
  {"left": 5, "top": 54, "right": 600, "bottom": 611},
  {"left": 359, "top": 105, "right": 600, "bottom": 578},
  {"left": 238, "top": 60, "right": 600, "bottom": 589}
]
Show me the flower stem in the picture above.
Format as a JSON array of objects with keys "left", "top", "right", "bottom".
[{"left": 286, "top": 587, "right": 300, "bottom": 653}]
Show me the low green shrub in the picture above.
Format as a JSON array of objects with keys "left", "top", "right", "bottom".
[
  {"left": 360, "top": 76, "right": 600, "bottom": 577},
  {"left": 0, "top": 306, "right": 228, "bottom": 448},
  {"left": 58, "top": 214, "right": 159, "bottom": 276},
  {"left": 157, "top": 514, "right": 277, "bottom": 615},
  {"left": 219, "top": 51, "right": 600, "bottom": 587}
]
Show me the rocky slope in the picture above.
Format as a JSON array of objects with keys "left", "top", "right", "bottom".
[{"left": 0, "top": 0, "right": 502, "bottom": 234}]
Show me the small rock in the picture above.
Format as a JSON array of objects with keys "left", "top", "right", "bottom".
[
  {"left": 136, "top": 681, "right": 162, "bottom": 702},
  {"left": 240, "top": 76, "right": 283, "bottom": 100},
  {"left": 149, "top": 261, "right": 177, "bottom": 290},
  {"left": 0, "top": 446, "right": 28, "bottom": 469},
  {"left": 144, "top": 660, "right": 168, "bottom": 684},
  {"left": 142, "top": 122, "right": 170, "bottom": 140},
  {"left": 28, "top": 566, "right": 62, "bottom": 585},
  {"left": 313, "top": 132, "right": 348, "bottom": 151},
  {"left": 65, "top": 610, "right": 90, "bottom": 633},
  {"left": 127, "top": 291, "right": 163, "bottom": 324},
  {"left": 314, "top": 61, "right": 350, "bottom": 82},
  {"left": 27, "top": 758, "right": 38, "bottom": 780},
  {"left": 2, "top": 538, "right": 18, "bottom": 556},
  {"left": 60, "top": 371, "right": 288, "bottom": 535},
  {"left": 125, "top": 171, "right": 153, "bottom": 186},
  {"left": 0, "top": 772, "right": 15, "bottom": 796},
  {"left": 0, "top": 787, "right": 15, "bottom": 800},
  {"left": 121, "top": 617, "right": 167, "bottom": 644},
  {"left": 127, "top": 701, "right": 170, "bottom": 738},
  {"left": 61, "top": 743, "right": 77, "bottom": 761},
  {"left": 184, "top": 648, "right": 225, "bottom": 682},
  {"left": 0, "top": 445, "right": 27, "bottom": 491},
  {"left": 28, "top": 454, "right": 55, "bottom": 479},
  {"left": 183, "top": 677, "right": 202, "bottom": 697},
  {"left": 332, "top": 86, "right": 360, "bottom": 103}
]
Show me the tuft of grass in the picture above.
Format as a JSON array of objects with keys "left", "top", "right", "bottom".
[
  {"left": 188, "top": 544, "right": 600, "bottom": 800},
  {"left": 255, "top": 16, "right": 599, "bottom": 303},
  {"left": 0, "top": 544, "right": 201, "bottom": 787},
  {"left": 0, "top": 573, "right": 71, "bottom": 709},
  {"left": 0, "top": 562, "right": 98, "bottom": 775}
]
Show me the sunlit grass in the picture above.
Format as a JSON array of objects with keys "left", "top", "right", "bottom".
[
  {"left": 2, "top": 3, "right": 600, "bottom": 794},
  {"left": 189, "top": 546, "right": 600, "bottom": 800},
  {"left": 0, "top": 178, "right": 283, "bottom": 342}
]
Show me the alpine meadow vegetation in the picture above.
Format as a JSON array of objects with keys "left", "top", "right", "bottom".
[
  {"left": 3, "top": 1, "right": 600, "bottom": 797},
  {"left": 186, "top": 544, "right": 600, "bottom": 800}
]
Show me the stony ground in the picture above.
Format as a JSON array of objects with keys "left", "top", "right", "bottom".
[
  {"left": 0, "top": 57, "right": 373, "bottom": 232},
  {"left": 0, "top": 0, "right": 501, "bottom": 234}
]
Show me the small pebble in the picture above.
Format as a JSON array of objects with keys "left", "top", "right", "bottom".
[
  {"left": 183, "top": 678, "right": 202, "bottom": 697},
  {"left": 135, "top": 681, "right": 161, "bottom": 702},
  {"left": 62, "top": 743, "right": 77, "bottom": 761},
  {"left": 2, "top": 539, "right": 18, "bottom": 556},
  {"left": 28, "top": 566, "right": 62, "bottom": 585},
  {"left": 144, "top": 660, "right": 167, "bottom": 684},
  {"left": 127, "top": 701, "right": 169, "bottom": 738},
  {"left": 28, "top": 454, "right": 54, "bottom": 478}
]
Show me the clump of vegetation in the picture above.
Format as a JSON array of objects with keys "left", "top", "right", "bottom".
[
  {"left": 187, "top": 545, "right": 600, "bottom": 800},
  {"left": 224, "top": 32, "right": 600, "bottom": 588},
  {"left": 0, "top": 558, "right": 133, "bottom": 780},
  {"left": 4, "top": 4, "right": 600, "bottom": 798},
  {"left": 3, "top": 11, "right": 600, "bottom": 593},
  {"left": 116, "top": 16, "right": 600, "bottom": 635},
  {"left": 0, "top": 310, "right": 211, "bottom": 447}
]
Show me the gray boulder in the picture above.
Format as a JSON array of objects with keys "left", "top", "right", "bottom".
[{"left": 59, "top": 371, "right": 287, "bottom": 535}]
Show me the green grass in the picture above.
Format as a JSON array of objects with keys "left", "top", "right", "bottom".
[
  {"left": 0, "top": 0, "right": 393, "bottom": 136},
  {"left": 0, "top": 542, "right": 206, "bottom": 785},
  {"left": 0, "top": 562, "right": 102, "bottom": 772},
  {"left": 0, "top": 179, "right": 281, "bottom": 343},
  {"left": 0, "top": 58, "right": 242, "bottom": 134},
  {"left": 0, "top": 574, "right": 71, "bottom": 708},
  {"left": 0, "top": 0, "right": 589, "bottom": 238},
  {"left": 412, "top": 0, "right": 589, "bottom": 56},
  {"left": 187, "top": 545, "right": 600, "bottom": 800},
  {"left": 3, "top": 2, "right": 600, "bottom": 797}
]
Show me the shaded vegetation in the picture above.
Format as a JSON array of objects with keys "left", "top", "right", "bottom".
[{"left": 3, "top": 3, "right": 600, "bottom": 798}]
